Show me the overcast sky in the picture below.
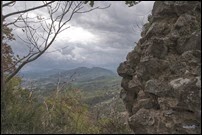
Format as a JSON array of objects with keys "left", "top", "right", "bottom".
[{"left": 3, "top": 1, "right": 154, "bottom": 72}]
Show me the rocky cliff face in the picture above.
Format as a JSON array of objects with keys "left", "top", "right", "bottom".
[{"left": 117, "top": 1, "right": 201, "bottom": 134}]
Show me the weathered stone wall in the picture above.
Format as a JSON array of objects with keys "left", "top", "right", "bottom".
[{"left": 117, "top": 1, "right": 201, "bottom": 134}]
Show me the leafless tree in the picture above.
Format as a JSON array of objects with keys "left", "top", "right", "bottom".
[
  {"left": 2, "top": 1, "right": 110, "bottom": 83},
  {"left": 55, "top": 71, "right": 77, "bottom": 97}
]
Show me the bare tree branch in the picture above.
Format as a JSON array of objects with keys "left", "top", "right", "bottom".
[
  {"left": 3, "top": 1, "right": 55, "bottom": 20},
  {"left": 76, "top": 4, "right": 111, "bottom": 13},
  {"left": 4, "top": 1, "right": 110, "bottom": 83},
  {"left": 2, "top": 1, "right": 16, "bottom": 7}
]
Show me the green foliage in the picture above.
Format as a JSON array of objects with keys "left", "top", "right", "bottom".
[
  {"left": 1, "top": 76, "right": 131, "bottom": 134},
  {"left": 2, "top": 24, "right": 17, "bottom": 74},
  {"left": 2, "top": 77, "right": 42, "bottom": 133}
]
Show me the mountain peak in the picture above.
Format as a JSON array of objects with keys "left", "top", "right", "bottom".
[
  {"left": 92, "top": 67, "right": 106, "bottom": 70},
  {"left": 75, "top": 67, "right": 89, "bottom": 70}
]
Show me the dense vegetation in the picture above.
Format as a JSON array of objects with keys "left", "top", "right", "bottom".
[{"left": 1, "top": 76, "right": 133, "bottom": 134}]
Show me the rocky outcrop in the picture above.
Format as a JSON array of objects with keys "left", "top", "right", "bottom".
[{"left": 117, "top": 1, "right": 201, "bottom": 134}]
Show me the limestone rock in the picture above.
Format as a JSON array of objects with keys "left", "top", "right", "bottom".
[
  {"left": 145, "top": 79, "right": 173, "bottom": 97},
  {"left": 117, "top": 1, "right": 201, "bottom": 134},
  {"left": 117, "top": 61, "right": 134, "bottom": 77}
]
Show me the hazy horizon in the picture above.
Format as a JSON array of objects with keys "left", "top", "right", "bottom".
[{"left": 19, "top": 66, "right": 119, "bottom": 75}]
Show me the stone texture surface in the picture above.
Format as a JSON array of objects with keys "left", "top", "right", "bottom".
[{"left": 117, "top": 1, "right": 201, "bottom": 134}]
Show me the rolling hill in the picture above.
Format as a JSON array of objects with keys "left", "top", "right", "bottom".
[{"left": 21, "top": 67, "right": 122, "bottom": 97}]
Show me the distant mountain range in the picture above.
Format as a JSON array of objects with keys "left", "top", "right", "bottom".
[
  {"left": 21, "top": 67, "right": 121, "bottom": 94},
  {"left": 20, "top": 67, "right": 117, "bottom": 80},
  {"left": 20, "top": 68, "right": 66, "bottom": 79}
]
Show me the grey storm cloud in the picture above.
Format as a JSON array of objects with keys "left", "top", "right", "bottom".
[{"left": 3, "top": 1, "right": 154, "bottom": 72}]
